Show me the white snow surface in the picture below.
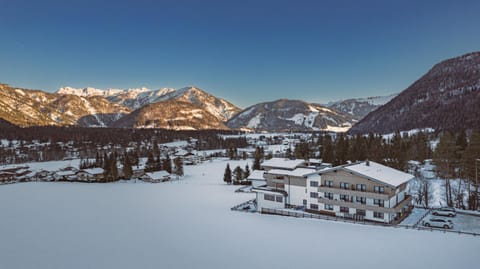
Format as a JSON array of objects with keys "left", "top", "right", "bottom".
[
  {"left": 0, "top": 159, "right": 477, "bottom": 269},
  {"left": 345, "top": 161, "right": 414, "bottom": 187}
]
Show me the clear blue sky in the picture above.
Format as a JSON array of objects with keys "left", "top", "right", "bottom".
[{"left": 1, "top": 0, "right": 479, "bottom": 107}]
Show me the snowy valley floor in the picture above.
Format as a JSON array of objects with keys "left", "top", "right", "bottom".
[{"left": 0, "top": 159, "right": 478, "bottom": 269}]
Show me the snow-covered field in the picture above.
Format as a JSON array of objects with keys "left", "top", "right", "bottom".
[{"left": 0, "top": 159, "right": 478, "bottom": 269}]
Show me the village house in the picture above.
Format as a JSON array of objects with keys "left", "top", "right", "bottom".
[
  {"left": 253, "top": 160, "right": 414, "bottom": 224},
  {"left": 141, "top": 170, "right": 171, "bottom": 183},
  {"left": 76, "top": 168, "right": 104, "bottom": 182}
]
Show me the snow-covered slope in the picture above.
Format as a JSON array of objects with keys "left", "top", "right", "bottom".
[
  {"left": 227, "top": 99, "right": 355, "bottom": 132},
  {"left": 111, "top": 100, "right": 229, "bottom": 130},
  {"left": 327, "top": 93, "right": 397, "bottom": 120},
  {"left": 0, "top": 84, "right": 130, "bottom": 127},
  {"left": 0, "top": 159, "right": 477, "bottom": 269},
  {"left": 57, "top": 86, "right": 241, "bottom": 122}
]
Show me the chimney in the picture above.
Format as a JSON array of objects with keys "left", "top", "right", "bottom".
[{"left": 366, "top": 159, "right": 370, "bottom": 166}]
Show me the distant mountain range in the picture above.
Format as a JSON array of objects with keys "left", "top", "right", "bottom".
[
  {"left": 1, "top": 51, "right": 479, "bottom": 133},
  {"left": 349, "top": 51, "right": 480, "bottom": 134},
  {"left": 227, "top": 99, "right": 355, "bottom": 132},
  {"left": 326, "top": 94, "right": 397, "bottom": 120}
]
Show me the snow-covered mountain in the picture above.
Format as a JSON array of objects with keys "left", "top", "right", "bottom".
[
  {"left": 327, "top": 93, "right": 397, "bottom": 120},
  {"left": 0, "top": 84, "right": 130, "bottom": 127},
  {"left": 57, "top": 86, "right": 240, "bottom": 122},
  {"left": 111, "top": 100, "right": 229, "bottom": 130},
  {"left": 349, "top": 51, "right": 480, "bottom": 134},
  {"left": 227, "top": 99, "right": 355, "bottom": 132}
]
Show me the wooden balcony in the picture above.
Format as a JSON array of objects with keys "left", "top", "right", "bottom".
[
  {"left": 318, "top": 185, "right": 390, "bottom": 200},
  {"left": 318, "top": 195, "right": 412, "bottom": 214}
]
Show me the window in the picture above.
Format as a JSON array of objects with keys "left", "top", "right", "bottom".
[
  {"left": 325, "top": 180, "right": 333, "bottom": 187},
  {"left": 356, "top": 196, "right": 366, "bottom": 204},
  {"left": 340, "top": 194, "right": 350, "bottom": 202},
  {"left": 340, "top": 182, "right": 350, "bottom": 189},
  {"left": 356, "top": 209, "right": 366, "bottom": 216},
  {"left": 310, "top": 204, "right": 319, "bottom": 210},
  {"left": 374, "top": 186, "right": 385, "bottom": 193},
  {"left": 310, "top": 181, "right": 319, "bottom": 187},
  {"left": 303, "top": 199, "right": 307, "bottom": 206},
  {"left": 356, "top": 184, "right": 366, "bottom": 191},
  {"left": 310, "top": 192, "right": 318, "bottom": 198},
  {"left": 324, "top": 204, "right": 333, "bottom": 210},
  {"left": 275, "top": 175, "right": 284, "bottom": 180},
  {"left": 374, "top": 199, "right": 384, "bottom": 207},
  {"left": 374, "top": 212, "right": 384, "bottom": 219},
  {"left": 276, "top": 196, "right": 283, "bottom": 203},
  {"left": 340, "top": 206, "right": 349, "bottom": 213},
  {"left": 264, "top": 194, "right": 275, "bottom": 201},
  {"left": 324, "top": 192, "right": 334, "bottom": 200}
]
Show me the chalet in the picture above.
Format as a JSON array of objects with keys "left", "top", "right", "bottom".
[
  {"left": 141, "top": 170, "right": 171, "bottom": 183},
  {"left": 76, "top": 168, "right": 104, "bottom": 182},
  {"left": 315, "top": 161, "right": 414, "bottom": 223}
]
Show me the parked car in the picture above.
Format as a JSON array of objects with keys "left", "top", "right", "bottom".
[
  {"left": 432, "top": 207, "right": 456, "bottom": 217},
  {"left": 422, "top": 218, "right": 453, "bottom": 229}
]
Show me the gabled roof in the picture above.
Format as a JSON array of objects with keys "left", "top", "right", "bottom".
[
  {"left": 247, "top": 170, "right": 265, "bottom": 181},
  {"left": 319, "top": 161, "right": 414, "bottom": 188},
  {"left": 261, "top": 158, "right": 305, "bottom": 170},
  {"left": 145, "top": 170, "right": 171, "bottom": 180},
  {"left": 266, "top": 168, "right": 316, "bottom": 178}
]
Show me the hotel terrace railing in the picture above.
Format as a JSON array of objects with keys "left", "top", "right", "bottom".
[
  {"left": 318, "top": 195, "right": 413, "bottom": 214},
  {"left": 318, "top": 185, "right": 390, "bottom": 200}
]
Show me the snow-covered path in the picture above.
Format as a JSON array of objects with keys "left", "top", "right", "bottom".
[{"left": 0, "top": 159, "right": 478, "bottom": 269}]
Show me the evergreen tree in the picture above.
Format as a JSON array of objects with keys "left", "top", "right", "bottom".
[
  {"left": 462, "top": 130, "right": 480, "bottom": 209},
  {"left": 244, "top": 164, "right": 250, "bottom": 179},
  {"left": 223, "top": 164, "right": 232, "bottom": 184},
  {"left": 234, "top": 165, "right": 244, "bottom": 183},
  {"left": 433, "top": 131, "right": 457, "bottom": 207},
  {"left": 173, "top": 157, "right": 184, "bottom": 177},
  {"left": 122, "top": 154, "right": 133, "bottom": 179},
  {"left": 163, "top": 153, "right": 172, "bottom": 173},
  {"left": 145, "top": 152, "right": 156, "bottom": 172}
]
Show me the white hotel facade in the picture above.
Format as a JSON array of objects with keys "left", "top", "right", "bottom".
[{"left": 253, "top": 158, "right": 414, "bottom": 223}]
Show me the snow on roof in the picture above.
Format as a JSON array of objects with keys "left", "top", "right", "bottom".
[
  {"left": 261, "top": 158, "right": 305, "bottom": 170},
  {"left": 267, "top": 168, "right": 316, "bottom": 178},
  {"left": 80, "top": 168, "right": 104, "bottom": 175},
  {"left": 146, "top": 171, "right": 171, "bottom": 180},
  {"left": 343, "top": 161, "right": 414, "bottom": 188},
  {"left": 247, "top": 170, "right": 265, "bottom": 181},
  {"left": 56, "top": 170, "right": 76, "bottom": 176}
]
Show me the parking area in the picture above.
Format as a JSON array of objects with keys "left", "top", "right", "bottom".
[{"left": 401, "top": 207, "right": 480, "bottom": 235}]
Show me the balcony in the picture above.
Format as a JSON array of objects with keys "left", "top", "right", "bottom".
[
  {"left": 318, "top": 195, "right": 412, "bottom": 214},
  {"left": 318, "top": 185, "right": 390, "bottom": 200}
]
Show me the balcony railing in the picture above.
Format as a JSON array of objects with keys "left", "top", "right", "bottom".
[
  {"left": 318, "top": 195, "right": 412, "bottom": 214},
  {"left": 318, "top": 185, "right": 390, "bottom": 200}
]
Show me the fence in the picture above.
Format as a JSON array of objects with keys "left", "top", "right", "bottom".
[
  {"left": 231, "top": 199, "right": 256, "bottom": 212},
  {"left": 257, "top": 207, "right": 480, "bottom": 237}
]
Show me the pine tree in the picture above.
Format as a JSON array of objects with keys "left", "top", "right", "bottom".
[
  {"left": 123, "top": 154, "right": 133, "bottom": 179},
  {"left": 433, "top": 131, "right": 458, "bottom": 207},
  {"left": 462, "top": 130, "right": 480, "bottom": 209},
  {"left": 234, "top": 166, "right": 244, "bottom": 183},
  {"left": 244, "top": 164, "right": 250, "bottom": 179},
  {"left": 163, "top": 153, "right": 172, "bottom": 174},
  {"left": 173, "top": 157, "right": 184, "bottom": 177},
  {"left": 145, "top": 152, "right": 156, "bottom": 172},
  {"left": 223, "top": 164, "right": 232, "bottom": 184}
]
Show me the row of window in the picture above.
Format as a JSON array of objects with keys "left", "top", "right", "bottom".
[
  {"left": 321, "top": 180, "right": 385, "bottom": 193},
  {"left": 264, "top": 194, "right": 283, "bottom": 203},
  {"left": 320, "top": 192, "right": 382, "bottom": 206},
  {"left": 321, "top": 205, "right": 384, "bottom": 219}
]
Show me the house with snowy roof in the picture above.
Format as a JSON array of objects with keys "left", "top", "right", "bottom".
[
  {"left": 253, "top": 160, "right": 414, "bottom": 224},
  {"left": 141, "top": 170, "right": 171, "bottom": 183},
  {"left": 76, "top": 168, "right": 104, "bottom": 182}
]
